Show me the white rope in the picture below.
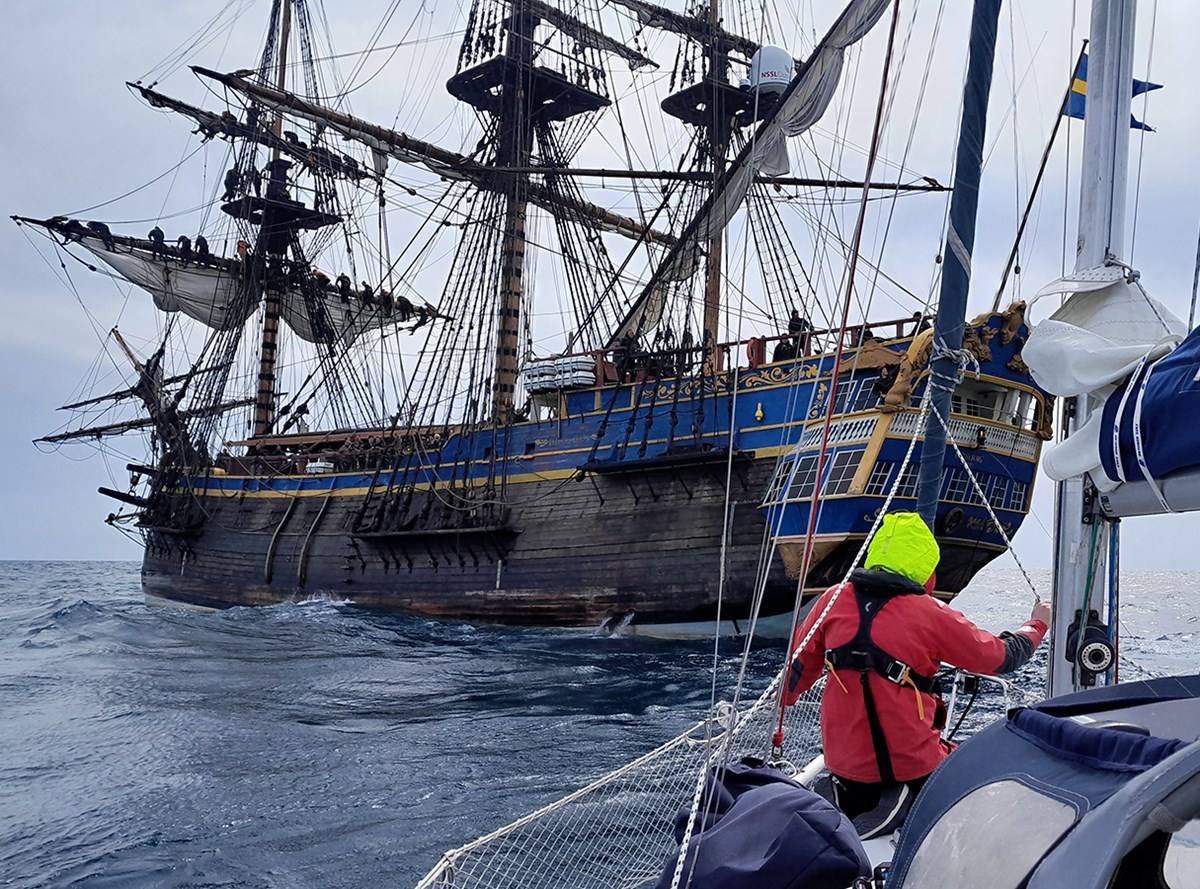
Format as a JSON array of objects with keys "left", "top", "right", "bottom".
[{"left": 928, "top": 405, "right": 1041, "bottom": 603}]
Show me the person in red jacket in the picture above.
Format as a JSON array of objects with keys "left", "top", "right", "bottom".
[{"left": 782, "top": 511, "right": 1050, "bottom": 818}]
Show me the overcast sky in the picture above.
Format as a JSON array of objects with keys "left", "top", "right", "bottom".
[{"left": 2, "top": 0, "right": 1199, "bottom": 575}]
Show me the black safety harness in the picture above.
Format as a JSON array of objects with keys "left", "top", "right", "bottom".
[{"left": 825, "top": 584, "right": 943, "bottom": 785}]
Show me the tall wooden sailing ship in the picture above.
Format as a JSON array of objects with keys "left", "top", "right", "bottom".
[{"left": 16, "top": 0, "right": 1049, "bottom": 633}]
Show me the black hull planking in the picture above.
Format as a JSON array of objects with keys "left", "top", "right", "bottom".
[{"left": 142, "top": 457, "right": 798, "bottom": 627}]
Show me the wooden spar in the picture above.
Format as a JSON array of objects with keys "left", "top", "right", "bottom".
[
  {"left": 460, "top": 167, "right": 947, "bottom": 190},
  {"left": 59, "top": 363, "right": 227, "bottom": 411},
  {"left": 492, "top": 9, "right": 537, "bottom": 417},
  {"left": 253, "top": 0, "right": 292, "bottom": 438},
  {"left": 607, "top": 0, "right": 759, "bottom": 57},
  {"left": 38, "top": 398, "right": 257, "bottom": 444},
  {"left": 191, "top": 68, "right": 676, "bottom": 246}
]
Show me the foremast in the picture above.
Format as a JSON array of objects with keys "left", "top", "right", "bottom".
[{"left": 254, "top": 0, "right": 292, "bottom": 437}]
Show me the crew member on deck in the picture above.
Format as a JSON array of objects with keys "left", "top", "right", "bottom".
[
  {"left": 782, "top": 512, "right": 1050, "bottom": 820},
  {"left": 788, "top": 308, "right": 813, "bottom": 355}
]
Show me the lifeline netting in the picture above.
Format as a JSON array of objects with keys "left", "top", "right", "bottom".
[{"left": 413, "top": 673, "right": 824, "bottom": 889}]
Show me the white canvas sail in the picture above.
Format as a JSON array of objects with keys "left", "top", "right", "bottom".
[
  {"left": 79, "top": 241, "right": 259, "bottom": 331},
  {"left": 279, "top": 290, "right": 410, "bottom": 346}
]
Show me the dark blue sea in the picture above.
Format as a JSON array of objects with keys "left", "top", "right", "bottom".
[{"left": 0, "top": 561, "right": 1189, "bottom": 888}]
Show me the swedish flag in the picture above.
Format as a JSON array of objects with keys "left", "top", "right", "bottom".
[{"left": 1065, "top": 52, "right": 1163, "bottom": 131}]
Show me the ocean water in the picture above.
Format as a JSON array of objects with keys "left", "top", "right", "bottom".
[{"left": 0, "top": 561, "right": 1193, "bottom": 888}]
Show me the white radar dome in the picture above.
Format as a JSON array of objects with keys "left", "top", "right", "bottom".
[{"left": 749, "top": 46, "right": 795, "bottom": 96}]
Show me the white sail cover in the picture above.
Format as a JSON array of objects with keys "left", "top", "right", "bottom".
[
  {"left": 81, "top": 241, "right": 258, "bottom": 330},
  {"left": 1023, "top": 267, "right": 1186, "bottom": 484}
]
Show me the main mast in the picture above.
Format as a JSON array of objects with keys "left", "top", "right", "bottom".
[
  {"left": 1047, "top": 0, "right": 1136, "bottom": 697},
  {"left": 447, "top": 1, "right": 611, "bottom": 419},
  {"left": 492, "top": 10, "right": 537, "bottom": 417}
]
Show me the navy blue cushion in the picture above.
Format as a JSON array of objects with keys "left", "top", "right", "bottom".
[{"left": 657, "top": 763, "right": 869, "bottom": 889}]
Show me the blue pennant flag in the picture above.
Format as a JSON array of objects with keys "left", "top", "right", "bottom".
[{"left": 1066, "top": 52, "right": 1163, "bottom": 131}]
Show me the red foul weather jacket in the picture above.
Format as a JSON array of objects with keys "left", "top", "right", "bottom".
[{"left": 783, "top": 567, "right": 1047, "bottom": 784}]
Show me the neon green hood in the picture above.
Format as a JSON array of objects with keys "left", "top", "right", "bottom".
[{"left": 864, "top": 512, "right": 940, "bottom": 585}]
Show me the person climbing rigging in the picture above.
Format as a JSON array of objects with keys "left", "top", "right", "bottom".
[
  {"left": 86, "top": 220, "right": 116, "bottom": 251},
  {"left": 176, "top": 235, "right": 192, "bottom": 267},
  {"left": 148, "top": 225, "right": 165, "bottom": 258},
  {"left": 222, "top": 168, "right": 241, "bottom": 202},
  {"left": 195, "top": 234, "right": 210, "bottom": 261},
  {"left": 782, "top": 511, "right": 1049, "bottom": 820},
  {"left": 336, "top": 273, "right": 352, "bottom": 303},
  {"left": 394, "top": 293, "right": 413, "bottom": 322}
]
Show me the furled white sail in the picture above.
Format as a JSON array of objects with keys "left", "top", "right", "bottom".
[
  {"left": 279, "top": 291, "right": 409, "bottom": 346},
  {"left": 1023, "top": 267, "right": 1186, "bottom": 484},
  {"left": 80, "top": 241, "right": 258, "bottom": 330},
  {"left": 692, "top": 0, "right": 892, "bottom": 243},
  {"left": 80, "top": 240, "right": 402, "bottom": 347}
]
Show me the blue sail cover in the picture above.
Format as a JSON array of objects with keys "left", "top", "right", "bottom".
[
  {"left": 1099, "top": 324, "right": 1200, "bottom": 484},
  {"left": 887, "top": 675, "right": 1200, "bottom": 888}
]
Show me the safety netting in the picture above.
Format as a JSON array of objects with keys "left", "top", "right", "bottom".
[{"left": 413, "top": 675, "right": 824, "bottom": 889}]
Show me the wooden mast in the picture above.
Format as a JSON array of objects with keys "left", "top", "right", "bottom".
[
  {"left": 253, "top": 0, "right": 292, "bottom": 437},
  {"left": 702, "top": 0, "right": 727, "bottom": 372},
  {"left": 492, "top": 9, "right": 537, "bottom": 418}
]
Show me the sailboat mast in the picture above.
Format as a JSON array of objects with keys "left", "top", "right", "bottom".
[
  {"left": 252, "top": 0, "right": 292, "bottom": 437},
  {"left": 702, "top": 0, "right": 727, "bottom": 370},
  {"left": 915, "top": 0, "right": 1002, "bottom": 525},
  {"left": 1047, "top": 0, "right": 1136, "bottom": 697},
  {"left": 492, "top": 9, "right": 537, "bottom": 418}
]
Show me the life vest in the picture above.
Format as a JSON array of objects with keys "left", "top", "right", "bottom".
[{"left": 825, "top": 587, "right": 942, "bottom": 785}]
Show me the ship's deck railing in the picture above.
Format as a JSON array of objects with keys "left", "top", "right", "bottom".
[
  {"left": 529, "top": 314, "right": 925, "bottom": 389},
  {"left": 889, "top": 409, "right": 1042, "bottom": 460}
]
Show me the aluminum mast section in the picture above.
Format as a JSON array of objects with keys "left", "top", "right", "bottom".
[{"left": 1047, "top": 0, "right": 1136, "bottom": 697}]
